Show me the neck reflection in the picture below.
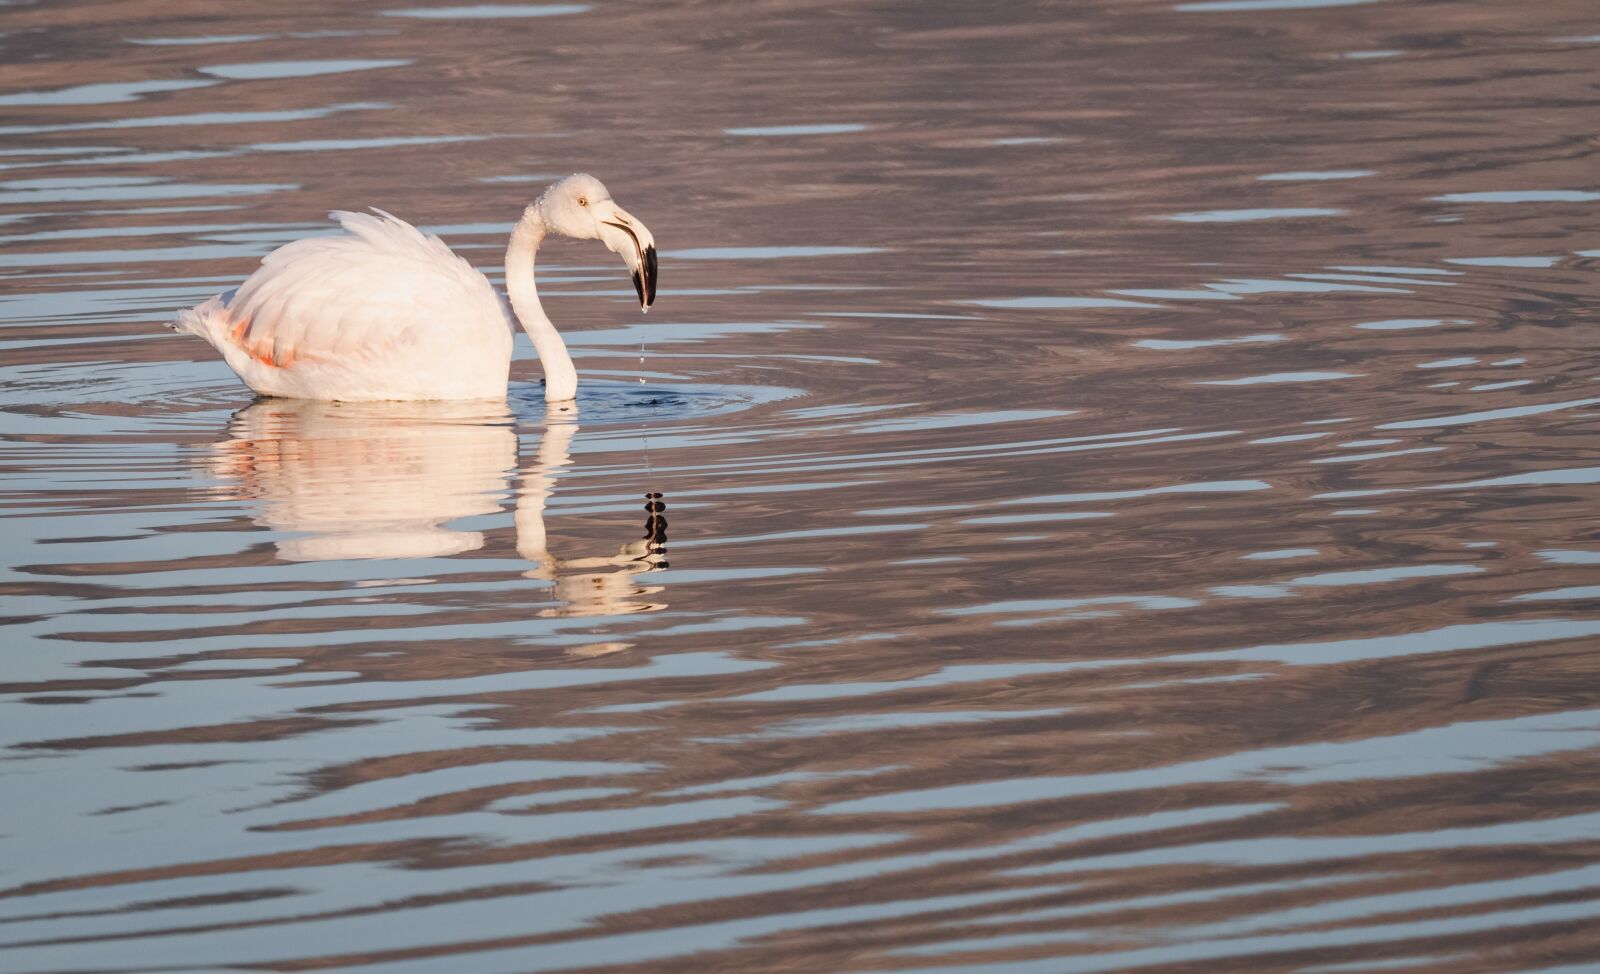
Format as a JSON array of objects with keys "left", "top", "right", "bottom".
[{"left": 516, "top": 404, "right": 668, "bottom": 626}]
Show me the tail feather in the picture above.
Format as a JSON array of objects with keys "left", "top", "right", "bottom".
[
  {"left": 170, "top": 294, "right": 235, "bottom": 356},
  {"left": 171, "top": 305, "right": 208, "bottom": 336}
]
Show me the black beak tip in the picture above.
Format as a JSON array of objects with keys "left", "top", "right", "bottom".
[{"left": 632, "top": 245, "right": 657, "bottom": 311}]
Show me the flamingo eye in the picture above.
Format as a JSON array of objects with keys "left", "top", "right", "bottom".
[{"left": 577, "top": 196, "right": 587, "bottom": 207}]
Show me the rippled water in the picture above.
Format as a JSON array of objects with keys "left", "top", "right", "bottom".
[{"left": 4, "top": 1, "right": 1600, "bottom": 971}]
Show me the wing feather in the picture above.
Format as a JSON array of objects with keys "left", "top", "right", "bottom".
[{"left": 224, "top": 208, "right": 506, "bottom": 369}]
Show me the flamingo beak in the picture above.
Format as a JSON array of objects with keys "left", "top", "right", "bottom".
[{"left": 601, "top": 206, "right": 657, "bottom": 312}]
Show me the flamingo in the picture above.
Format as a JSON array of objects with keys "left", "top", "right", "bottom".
[{"left": 172, "top": 173, "right": 657, "bottom": 403}]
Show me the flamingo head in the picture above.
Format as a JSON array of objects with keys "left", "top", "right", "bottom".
[{"left": 536, "top": 173, "right": 657, "bottom": 311}]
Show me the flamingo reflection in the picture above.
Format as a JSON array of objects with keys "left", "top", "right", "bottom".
[{"left": 211, "top": 400, "right": 667, "bottom": 622}]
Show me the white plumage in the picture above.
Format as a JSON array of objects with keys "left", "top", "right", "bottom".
[{"left": 173, "top": 173, "right": 657, "bottom": 403}]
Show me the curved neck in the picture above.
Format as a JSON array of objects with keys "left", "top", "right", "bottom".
[{"left": 506, "top": 207, "right": 577, "bottom": 402}]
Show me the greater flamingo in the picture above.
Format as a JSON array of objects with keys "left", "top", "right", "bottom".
[{"left": 173, "top": 173, "right": 656, "bottom": 403}]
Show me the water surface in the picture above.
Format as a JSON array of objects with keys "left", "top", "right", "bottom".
[{"left": 4, "top": 1, "right": 1600, "bottom": 972}]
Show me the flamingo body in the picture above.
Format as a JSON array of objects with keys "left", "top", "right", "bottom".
[{"left": 176, "top": 210, "right": 514, "bottom": 401}]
